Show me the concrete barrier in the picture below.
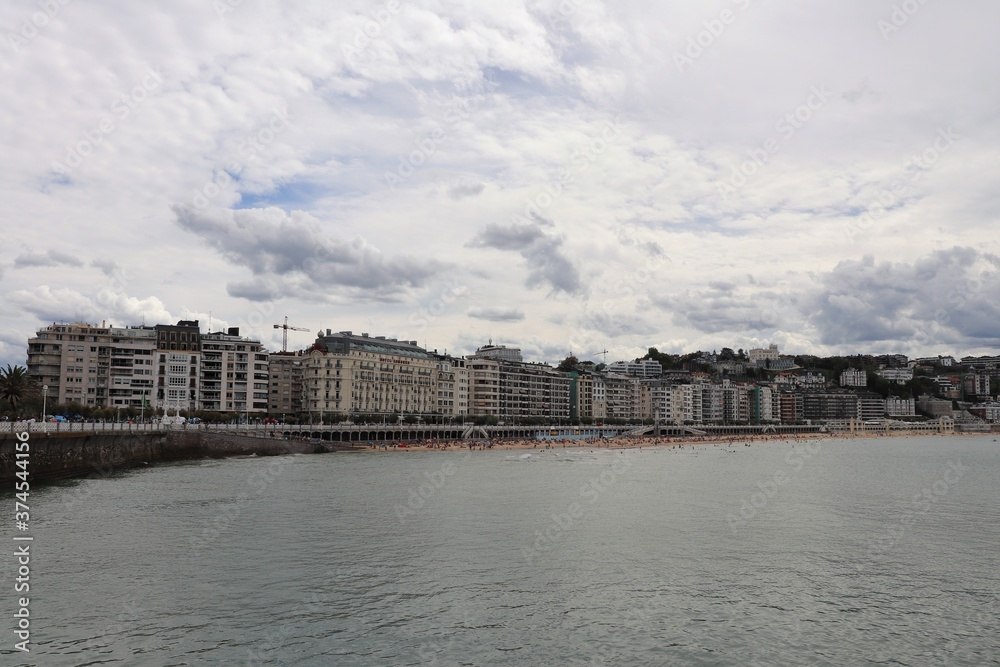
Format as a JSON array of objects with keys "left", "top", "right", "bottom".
[{"left": 0, "top": 431, "right": 361, "bottom": 484}]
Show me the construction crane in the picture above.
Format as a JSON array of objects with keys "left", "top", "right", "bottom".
[
  {"left": 273, "top": 316, "right": 310, "bottom": 352},
  {"left": 594, "top": 349, "right": 610, "bottom": 364}
]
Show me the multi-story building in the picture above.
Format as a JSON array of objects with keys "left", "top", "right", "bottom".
[
  {"left": 467, "top": 357, "right": 501, "bottom": 418},
  {"left": 749, "top": 385, "right": 777, "bottom": 423},
  {"left": 934, "top": 376, "right": 962, "bottom": 399},
  {"left": 717, "top": 381, "right": 745, "bottom": 423},
  {"left": 886, "top": 396, "right": 916, "bottom": 417},
  {"left": 875, "top": 354, "right": 909, "bottom": 368},
  {"left": 468, "top": 343, "right": 523, "bottom": 363},
  {"left": 302, "top": 331, "right": 436, "bottom": 421},
  {"left": 840, "top": 368, "right": 867, "bottom": 387},
  {"left": 913, "top": 356, "right": 956, "bottom": 367},
  {"left": 569, "top": 372, "right": 594, "bottom": 421},
  {"left": 856, "top": 393, "right": 886, "bottom": 421},
  {"left": 268, "top": 352, "right": 304, "bottom": 419},
  {"left": 877, "top": 368, "right": 913, "bottom": 384},
  {"left": 27, "top": 321, "right": 157, "bottom": 410},
  {"left": 748, "top": 344, "right": 780, "bottom": 365},
  {"left": 434, "top": 355, "right": 469, "bottom": 418},
  {"left": 644, "top": 380, "right": 673, "bottom": 424},
  {"left": 200, "top": 327, "right": 269, "bottom": 415},
  {"left": 779, "top": 392, "right": 804, "bottom": 423},
  {"left": 968, "top": 402, "right": 1000, "bottom": 423},
  {"left": 608, "top": 358, "right": 662, "bottom": 379},
  {"left": 463, "top": 356, "right": 570, "bottom": 422},
  {"left": 671, "top": 383, "right": 703, "bottom": 424},
  {"left": 961, "top": 355, "right": 1000, "bottom": 370},
  {"left": 154, "top": 320, "right": 201, "bottom": 412},
  {"left": 603, "top": 374, "right": 642, "bottom": 421},
  {"left": 802, "top": 392, "right": 858, "bottom": 421},
  {"left": 963, "top": 373, "right": 991, "bottom": 399},
  {"left": 496, "top": 361, "right": 571, "bottom": 421},
  {"left": 701, "top": 382, "right": 724, "bottom": 423}
]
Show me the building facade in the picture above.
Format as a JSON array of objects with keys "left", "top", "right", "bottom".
[{"left": 27, "top": 322, "right": 157, "bottom": 410}]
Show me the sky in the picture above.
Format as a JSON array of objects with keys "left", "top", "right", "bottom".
[{"left": 2, "top": 0, "right": 999, "bottom": 368}]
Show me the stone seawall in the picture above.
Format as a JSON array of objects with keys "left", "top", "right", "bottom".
[{"left": 0, "top": 431, "right": 360, "bottom": 484}]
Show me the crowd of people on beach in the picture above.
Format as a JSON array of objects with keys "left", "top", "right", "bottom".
[{"left": 360, "top": 431, "right": 838, "bottom": 452}]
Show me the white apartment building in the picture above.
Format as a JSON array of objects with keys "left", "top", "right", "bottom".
[
  {"left": 608, "top": 359, "right": 662, "bottom": 379},
  {"left": 200, "top": 327, "right": 269, "bottom": 414},
  {"left": 840, "top": 368, "right": 867, "bottom": 387},
  {"left": 877, "top": 368, "right": 913, "bottom": 384}
]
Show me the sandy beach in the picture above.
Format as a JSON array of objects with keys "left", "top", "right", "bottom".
[{"left": 361, "top": 429, "right": 996, "bottom": 452}]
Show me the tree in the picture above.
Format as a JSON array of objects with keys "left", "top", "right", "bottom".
[
  {"left": 0, "top": 365, "right": 36, "bottom": 417},
  {"left": 557, "top": 356, "right": 580, "bottom": 372}
]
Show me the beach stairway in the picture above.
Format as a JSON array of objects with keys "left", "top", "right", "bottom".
[{"left": 462, "top": 425, "right": 489, "bottom": 440}]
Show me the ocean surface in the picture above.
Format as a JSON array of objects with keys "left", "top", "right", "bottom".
[{"left": 5, "top": 435, "right": 1000, "bottom": 666}]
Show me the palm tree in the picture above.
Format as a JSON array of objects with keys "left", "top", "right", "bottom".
[{"left": 0, "top": 365, "right": 36, "bottom": 417}]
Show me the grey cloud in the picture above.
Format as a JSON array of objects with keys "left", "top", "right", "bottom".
[
  {"left": 656, "top": 248, "right": 1000, "bottom": 351},
  {"left": 468, "top": 216, "right": 583, "bottom": 295},
  {"left": 227, "top": 279, "right": 283, "bottom": 302},
  {"left": 16, "top": 249, "right": 85, "bottom": 268},
  {"left": 652, "top": 283, "right": 795, "bottom": 335},
  {"left": 576, "top": 307, "right": 659, "bottom": 338},
  {"left": 468, "top": 221, "right": 546, "bottom": 251},
  {"left": 467, "top": 306, "right": 525, "bottom": 322},
  {"left": 523, "top": 237, "right": 581, "bottom": 295},
  {"left": 448, "top": 182, "right": 485, "bottom": 199},
  {"left": 803, "top": 248, "right": 1000, "bottom": 347},
  {"left": 91, "top": 259, "right": 120, "bottom": 276},
  {"left": 173, "top": 205, "right": 444, "bottom": 300}
]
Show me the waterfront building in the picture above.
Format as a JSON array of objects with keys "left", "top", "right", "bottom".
[
  {"left": 267, "top": 351, "right": 304, "bottom": 418},
  {"left": 643, "top": 379, "right": 673, "bottom": 424},
  {"left": 466, "top": 358, "right": 568, "bottom": 421},
  {"left": 569, "top": 372, "right": 594, "bottom": 421},
  {"left": 856, "top": 392, "right": 886, "bottom": 421},
  {"left": 779, "top": 392, "right": 804, "bottom": 423},
  {"left": 671, "top": 383, "right": 703, "bottom": 424},
  {"left": 200, "top": 327, "right": 269, "bottom": 415},
  {"left": 154, "top": 320, "right": 201, "bottom": 412},
  {"left": 434, "top": 355, "right": 469, "bottom": 418},
  {"left": 27, "top": 321, "right": 157, "bottom": 410},
  {"left": 802, "top": 391, "right": 859, "bottom": 421},
  {"left": 302, "top": 331, "right": 436, "bottom": 422},
  {"left": 603, "top": 373, "right": 642, "bottom": 421},
  {"left": 700, "top": 382, "right": 724, "bottom": 423}
]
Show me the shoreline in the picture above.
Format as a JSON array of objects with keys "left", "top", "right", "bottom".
[{"left": 362, "top": 429, "right": 997, "bottom": 453}]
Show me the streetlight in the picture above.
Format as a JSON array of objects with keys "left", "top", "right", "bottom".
[{"left": 42, "top": 384, "right": 48, "bottom": 422}]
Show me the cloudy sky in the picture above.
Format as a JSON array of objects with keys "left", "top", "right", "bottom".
[{"left": 2, "top": 0, "right": 999, "bottom": 368}]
